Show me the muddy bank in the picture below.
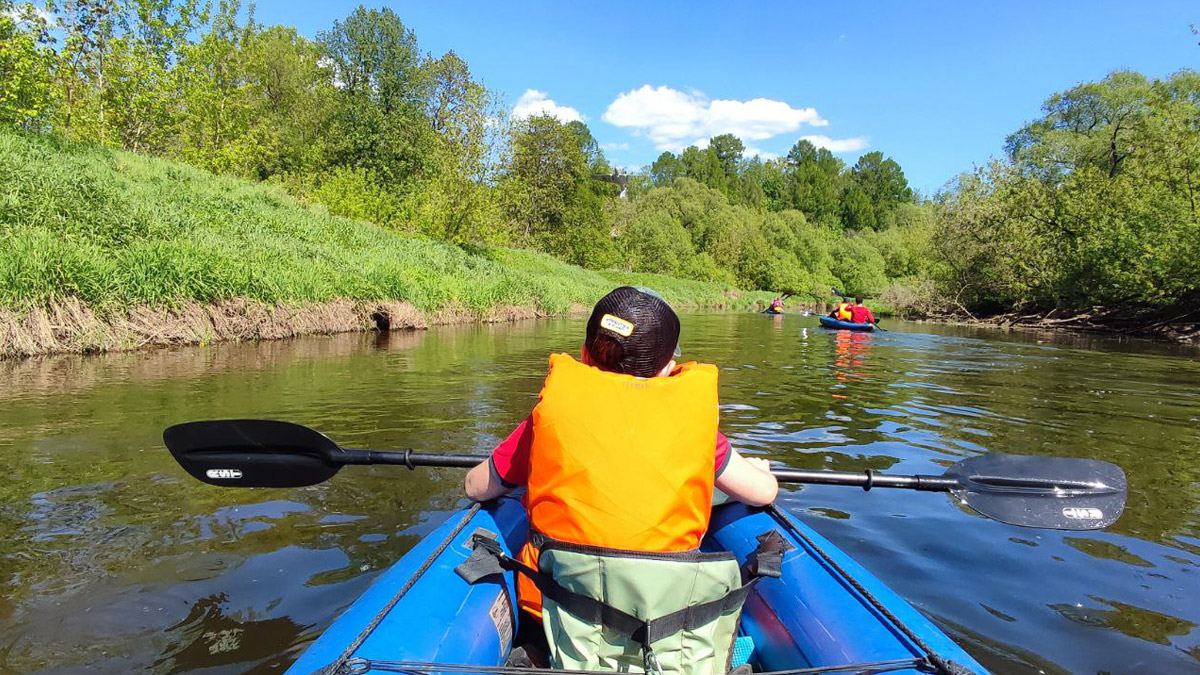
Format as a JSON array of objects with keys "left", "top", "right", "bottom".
[
  {"left": 913, "top": 306, "right": 1200, "bottom": 346},
  {"left": 0, "top": 296, "right": 764, "bottom": 360}
]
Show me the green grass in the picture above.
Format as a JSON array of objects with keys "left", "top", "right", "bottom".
[{"left": 0, "top": 130, "right": 773, "bottom": 317}]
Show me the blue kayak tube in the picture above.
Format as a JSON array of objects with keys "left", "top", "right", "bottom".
[
  {"left": 285, "top": 497, "right": 989, "bottom": 675},
  {"left": 819, "top": 315, "right": 875, "bottom": 331}
]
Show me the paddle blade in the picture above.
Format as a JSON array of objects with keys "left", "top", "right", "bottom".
[
  {"left": 946, "top": 454, "right": 1126, "bottom": 530},
  {"left": 163, "top": 419, "right": 343, "bottom": 488}
]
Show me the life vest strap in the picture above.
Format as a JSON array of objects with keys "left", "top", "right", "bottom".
[{"left": 455, "top": 531, "right": 787, "bottom": 671}]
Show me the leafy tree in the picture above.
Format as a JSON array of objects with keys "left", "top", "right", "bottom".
[
  {"left": 709, "top": 133, "right": 743, "bottom": 182},
  {"left": 849, "top": 150, "right": 912, "bottom": 227},
  {"left": 785, "top": 139, "right": 844, "bottom": 223},
  {"left": 649, "top": 151, "right": 682, "bottom": 186},
  {"left": 239, "top": 25, "right": 334, "bottom": 177},
  {"left": 1006, "top": 71, "right": 1152, "bottom": 181},
  {"left": 318, "top": 6, "right": 436, "bottom": 188},
  {"left": 0, "top": 1, "right": 55, "bottom": 128},
  {"left": 175, "top": 0, "right": 257, "bottom": 173},
  {"left": 840, "top": 183, "right": 876, "bottom": 230},
  {"left": 499, "top": 114, "right": 589, "bottom": 245}
]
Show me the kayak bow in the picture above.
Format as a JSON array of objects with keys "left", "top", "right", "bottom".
[
  {"left": 283, "top": 498, "right": 990, "bottom": 675},
  {"left": 819, "top": 315, "right": 875, "bottom": 331}
]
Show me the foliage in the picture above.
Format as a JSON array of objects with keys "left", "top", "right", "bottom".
[
  {"left": 2, "top": 0, "right": 1012, "bottom": 312},
  {"left": 937, "top": 70, "right": 1200, "bottom": 314},
  {"left": 0, "top": 129, "right": 773, "bottom": 314},
  {"left": 0, "top": 1, "right": 55, "bottom": 128}
]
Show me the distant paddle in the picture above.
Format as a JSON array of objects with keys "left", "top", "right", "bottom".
[{"left": 164, "top": 420, "right": 1127, "bottom": 531}]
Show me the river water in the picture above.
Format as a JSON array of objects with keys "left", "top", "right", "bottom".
[{"left": 1, "top": 314, "right": 1198, "bottom": 674}]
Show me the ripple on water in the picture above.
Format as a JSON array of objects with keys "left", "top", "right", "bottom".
[{"left": 2, "top": 316, "right": 1199, "bottom": 673}]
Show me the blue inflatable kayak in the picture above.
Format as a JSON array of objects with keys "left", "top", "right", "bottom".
[
  {"left": 285, "top": 497, "right": 987, "bottom": 675},
  {"left": 819, "top": 315, "right": 875, "bottom": 331}
]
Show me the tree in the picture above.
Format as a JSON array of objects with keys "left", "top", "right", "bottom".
[
  {"left": 413, "top": 50, "right": 500, "bottom": 243},
  {"left": 708, "top": 133, "right": 744, "bottom": 182},
  {"left": 0, "top": 1, "right": 55, "bottom": 128},
  {"left": 318, "top": 6, "right": 436, "bottom": 188},
  {"left": 239, "top": 25, "right": 334, "bottom": 177},
  {"left": 650, "top": 151, "right": 682, "bottom": 186},
  {"left": 840, "top": 184, "right": 877, "bottom": 230},
  {"left": 500, "top": 114, "right": 589, "bottom": 246},
  {"left": 175, "top": 0, "right": 256, "bottom": 172},
  {"left": 565, "top": 120, "right": 607, "bottom": 173},
  {"left": 849, "top": 150, "right": 913, "bottom": 226},
  {"left": 1005, "top": 71, "right": 1152, "bottom": 181},
  {"left": 785, "top": 139, "right": 844, "bottom": 222}
]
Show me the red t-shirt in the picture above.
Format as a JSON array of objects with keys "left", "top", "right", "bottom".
[
  {"left": 849, "top": 305, "right": 875, "bottom": 324},
  {"left": 490, "top": 415, "right": 731, "bottom": 487}
]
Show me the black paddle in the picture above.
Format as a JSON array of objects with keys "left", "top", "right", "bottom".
[{"left": 164, "top": 420, "right": 1126, "bottom": 531}]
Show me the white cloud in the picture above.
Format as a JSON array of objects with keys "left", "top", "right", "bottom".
[
  {"left": 512, "top": 89, "right": 583, "bottom": 123},
  {"left": 601, "top": 142, "right": 629, "bottom": 151},
  {"left": 603, "top": 85, "right": 827, "bottom": 151},
  {"left": 743, "top": 145, "right": 779, "bottom": 160},
  {"left": 800, "top": 134, "right": 869, "bottom": 153}
]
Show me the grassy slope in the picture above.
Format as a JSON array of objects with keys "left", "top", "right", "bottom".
[{"left": 0, "top": 130, "right": 772, "bottom": 325}]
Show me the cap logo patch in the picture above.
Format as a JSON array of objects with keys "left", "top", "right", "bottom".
[{"left": 600, "top": 314, "right": 634, "bottom": 337}]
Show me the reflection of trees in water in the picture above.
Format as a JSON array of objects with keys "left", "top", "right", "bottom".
[
  {"left": 0, "top": 331, "right": 427, "bottom": 404},
  {"left": 1050, "top": 596, "right": 1197, "bottom": 646},
  {"left": 931, "top": 613, "right": 1072, "bottom": 675},
  {"left": 5, "top": 313, "right": 1200, "bottom": 672},
  {"left": 153, "top": 592, "right": 307, "bottom": 673},
  {"left": 0, "top": 474, "right": 449, "bottom": 671},
  {"left": 907, "top": 337, "right": 1200, "bottom": 547}
]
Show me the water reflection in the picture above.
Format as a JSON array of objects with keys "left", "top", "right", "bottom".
[{"left": 1, "top": 315, "right": 1198, "bottom": 673}]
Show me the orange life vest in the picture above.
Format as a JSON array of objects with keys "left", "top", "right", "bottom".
[
  {"left": 516, "top": 353, "right": 720, "bottom": 616},
  {"left": 836, "top": 301, "right": 853, "bottom": 321}
]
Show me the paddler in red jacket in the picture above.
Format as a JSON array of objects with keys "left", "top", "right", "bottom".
[
  {"left": 462, "top": 286, "right": 778, "bottom": 672},
  {"left": 849, "top": 296, "right": 876, "bottom": 324}
]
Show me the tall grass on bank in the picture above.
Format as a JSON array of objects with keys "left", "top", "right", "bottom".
[{"left": 0, "top": 131, "right": 772, "bottom": 357}]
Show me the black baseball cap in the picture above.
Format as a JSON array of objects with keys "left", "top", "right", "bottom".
[{"left": 585, "top": 286, "right": 682, "bottom": 377}]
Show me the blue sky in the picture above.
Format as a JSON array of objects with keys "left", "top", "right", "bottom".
[{"left": 250, "top": 1, "right": 1197, "bottom": 193}]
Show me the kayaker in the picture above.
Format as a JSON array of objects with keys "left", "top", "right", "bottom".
[
  {"left": 769, "top": 297, "right": 785, "bottom": 312},
  {"left": 463, "top": 285, "right": 778, "bottom": 673},
  {"left": 849, "top": 296, "right": 876, "bottom": 325},
  {"left": 829, "top": 298, "right": 853, "bottom": 321}
]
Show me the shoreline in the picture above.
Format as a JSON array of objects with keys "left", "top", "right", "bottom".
[
  {"left": 909, "top": 309, "right": 1200, "bottom": 346},
  {"left": 0, "top": 295, "right": 772, "bottom": 360}
]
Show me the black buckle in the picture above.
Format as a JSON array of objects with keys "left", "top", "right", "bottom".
[
  {"left": 454, "top": 531, "right": 506, "bottom": 584},
  {"left": 746, "top": 530, "right": 790, "bottom": 579}
]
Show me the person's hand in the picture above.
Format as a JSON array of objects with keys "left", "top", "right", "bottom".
[{"left": 744, "top": 457, "right": 772, "bottom": 474}]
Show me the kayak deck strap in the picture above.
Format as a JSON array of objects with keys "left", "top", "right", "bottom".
[
  {"left": 456, "top": 531, "right": 784, "bottom": 653},
  {"left": 311, "top": 503, "right": 483, "bottom": 675},
  {"left": 765, "top": 505, "right": 978, "bottom": 675},
  {"left": 342, "top": 656, "right": 927, "bottom": 674}
]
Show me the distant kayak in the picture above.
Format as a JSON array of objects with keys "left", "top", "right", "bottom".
[
  {"left": 762, "top": 308, "right": 785, "bottom": 315},
  {"left": 820, "top": 315, "right": 875, "bottom": 331},
  {"left": 283, "top": 497, "right": 988, "bottom": 675}
]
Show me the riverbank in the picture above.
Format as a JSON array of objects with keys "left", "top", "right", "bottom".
[
  {"left": 901, "top": 308, "right": 1200, "bottom": 346},
  {"left": 0, "top": 131, "right": 782, "bottom": 359},
  {"left": 971, "top": 307, "right": 1200, "bottom": 346},
  {"left": 0, "top": 291, "right": 769, "bottom": 359}
]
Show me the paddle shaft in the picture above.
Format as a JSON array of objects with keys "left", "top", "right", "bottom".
[
  {"left": 345, "top": 448, "right": 964, "bottom": 491},
  {"left": 772, "top": 468, "right": 954, "bottom": 491}
]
